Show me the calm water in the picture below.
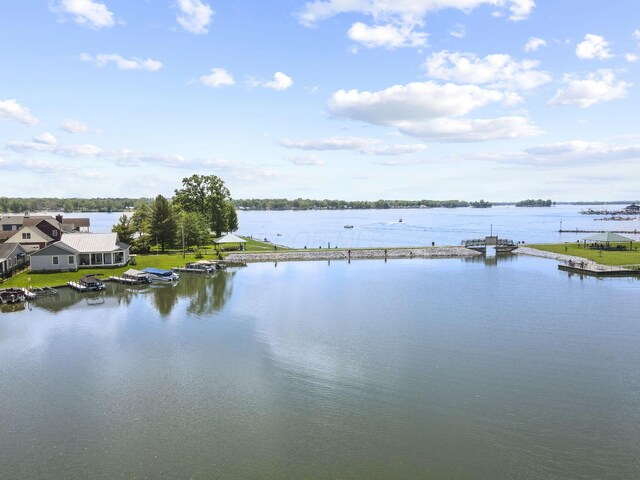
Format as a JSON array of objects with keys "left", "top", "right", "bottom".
[
  {"left": 2, "top": 257, "right": 640, "bottom": 479},
  {"left": 23, "top": 204, "right": 640, "bottom": 247}
]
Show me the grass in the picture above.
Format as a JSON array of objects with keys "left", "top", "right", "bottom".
[
  {"left": 1, "top": 237, "right": 278, "bottom": 289},
  {"left": 528, "top": 243, "right": 640, "bottom": 267}
]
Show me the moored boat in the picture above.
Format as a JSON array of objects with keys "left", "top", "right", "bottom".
[
  {"left": 344, "top": 225, "right": 354, "bottom": 229},
  {"left": 0, "top": 288, "right": 26, "bottom": 304},
  {"left": 143, "top": 268, "right": 180, "bottom": 282}
]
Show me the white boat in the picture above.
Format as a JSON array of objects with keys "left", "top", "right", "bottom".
[
  {"left": 344, "top": 224, "right": 354, "bottom": 229},
  {"left": 143, "top": 268, "right": 180, "bottom": 282}
]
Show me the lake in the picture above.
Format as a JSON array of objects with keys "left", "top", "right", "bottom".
[
  {"left": 72, "top": 204, "right": 640, "bottom": 248},
  {"left": 1, "top": 256, "right": 640, "bottom": 479}
]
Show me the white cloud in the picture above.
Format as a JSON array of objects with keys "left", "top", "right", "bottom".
[
  {"left": 634, "top": 29, "right": 640, "bottom": 45},
  {"left": 0, "top": 99, "right": 39, "bottom": 125},
  {"left": 329, "top": 82, "right": 510, "bottom": 124},
  {"left": 79, "top": 53, "right": 162, "bottom": 71},
  {"left": 448, "top": 23, "right": 465, "bottom": 39},
  {"left": 396, "top": 116, "right": 541, "bottom": 142},
  {"left": 280, "top": 136, "right": 428, "bottom": 155},
  {"left": 286, "top": 154, "right": 325, "bottom": 166},
  {"left": 348, "top": 22, "right": 427, "bottom": 49},
  {"left": 625, "top": 53, "right": 638, "bottom": 63},
  {"left": 521, "top": 140, "right": 640, "bottom": 165},
  {"left": 550, "top": 69, "right": 630, "bottom": 108},
  {"left": 297, "top": 0, "right": 535, "bottom": 27},
  {"left": 33, "top": 132, "right": 58, "bottom": 145},
  {"left": 51, "top": 0, "right": 115, "bottom": 29},
  {"left": 524, "top": 36, "right": 546, "bottom": 52},
  {"left": 60, "top": 119, "right": 91, "bottom": 133},
  {"left": 7, "top": 140, "right": 103, "bottom": 157},
  {"left": 327, "top": 81, "right": 540, "bottom": 142},
  {"left": 424, "top": 50, "right": 551, "bottom": 90},
  {"left": 200, "top": 68, "right": 235, "bottom": 87},
  {"left": 176, "top": 0, "right": 214, "bottom": 34},
  {"left": 576, "top": 34, "right": 613, "bottom": 60},
  {"left": 249, "top": 72, "right": 294, "bottom": 91}
]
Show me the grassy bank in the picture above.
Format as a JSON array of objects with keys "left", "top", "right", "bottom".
[
  {"left": 529, "top": 243, "right": 640, "bottom": 266},
  {"left": 1, "top": 237, "right": 280, "bottom": 289}
]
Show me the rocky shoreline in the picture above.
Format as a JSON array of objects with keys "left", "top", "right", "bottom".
[{"left": 225, "top": 246, "right": 482, "bottom": 263}]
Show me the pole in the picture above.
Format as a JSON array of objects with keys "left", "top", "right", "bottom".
[{"left": 182, "top": 223, "right": 185, "bottom": 259}]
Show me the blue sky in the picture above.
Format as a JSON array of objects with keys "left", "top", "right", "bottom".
[{"left": 1, "top": 1, "right": 639, "bottom": 201}]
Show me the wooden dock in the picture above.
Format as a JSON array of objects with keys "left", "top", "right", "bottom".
[
  {"left": 559, "top": 229, "right": 639, "bottom": 234},
  {"left": 558, "top": 263, "right": 640, "bottom": 277}
]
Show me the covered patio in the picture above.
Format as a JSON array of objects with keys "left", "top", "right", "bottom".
[
  {"left": 214, "top": 233, "right": 247, "bottom": 251},
  {"left": 583, "top": 232, "right": 635, "bottom": 251}
]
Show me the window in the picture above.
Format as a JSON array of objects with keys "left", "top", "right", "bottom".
[
  {"left": 69, "top": 256, "right": 75, "bottom": 264},
  {"left": 22, "top": 232, "right": 31, "bottom": 240},
  {"left": 52, "top": 229, "right": 58, "bottom": 237},
  {"left": 52, "top": 256, "right": 59, "bottom": 265}
]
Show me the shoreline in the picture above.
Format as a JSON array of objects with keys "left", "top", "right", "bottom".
[{"left": 225, "top": 246, "right": 482, "bottom": 263}]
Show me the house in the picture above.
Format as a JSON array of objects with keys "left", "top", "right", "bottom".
[
  {"left": 61, "top": 217, "right": 91, "bottom": 232},
  {"left": 4, "top": 226, "right": 54, "bottom": 252},
  {"left": 0, "top": 243, "right": 28, "bottom": 279},
  {"left": 624, "top": 203, "right": 640, "bottom": 214},
  {"left": 23, "top": 216, "right": 63, "bottom": 241},
  {"left": 0, "top": 215, "right": 25, "bottom": 242},
  {"left": 29, "top": 233, "right": 130, "bottom": 272}
]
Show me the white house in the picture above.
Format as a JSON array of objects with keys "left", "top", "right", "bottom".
[{"left": 29, "top": 233, "right": 130, "bottom": 272}]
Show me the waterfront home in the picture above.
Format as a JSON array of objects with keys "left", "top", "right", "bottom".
[
  {"left": 0, "top": 243, "right": 28, "bottom": 279},
  {"left": 23, "top": 216, "right": 62, "bottom": 240},
  {"left": 624, "top": 203, "right": 640, "bottom": 214},
  {"left": 29, "top": 233, "right": 130, "bottom": 272},
  {"left": 4, "top": 226, "right": 54, "bottom": 252}
]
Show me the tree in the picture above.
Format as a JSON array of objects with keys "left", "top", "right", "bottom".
[
  {"left": 131, "top": 201, "right": 151, "bottom": 237},
  {"left": 176, "top": 210, "right": 210, "bottom": 251},
  {"left": 150, "top": 195, "right": 177, "bottom": 252},
  {"left": 173, "top": 174, "right": 237, "bottom": 237},
  {"left": 112, "top": 214, "right": 135, "bottom": 245},
  {"left": 225, "top": 201, "right": 238, "bottom": 232}
]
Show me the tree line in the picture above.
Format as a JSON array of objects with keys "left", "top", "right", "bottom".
[
  {"left": 0, "top": 197, "right": 142, "bottom": 213},
  {"left": 515, "top": 199, "right": 555, "bottom": 207},
  {"left": 232, "top": 198, "right": 488, "bottom": 210},
  {"left": 112, "top": 175, "right": 238, "bottom": 254}
]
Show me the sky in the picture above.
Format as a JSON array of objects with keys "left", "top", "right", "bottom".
[{"left": 1, "top": 0, "right": 639, "bottom": 202}]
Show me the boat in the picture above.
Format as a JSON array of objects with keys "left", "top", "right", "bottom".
[
  {"left": 344, "top": 225, "right": 354, "bottom": 229},
  {"left": 79, "top": 274, "right": 106, "bottom": 291},
  {"left": 143, "top": 267, "right": 180, "bottom": 282},
  {"left": 398, "top": 219, "right": 403, "bottom": 223},
  {"left": 0, "top": 288, "right": 26, "bottom": 304}
]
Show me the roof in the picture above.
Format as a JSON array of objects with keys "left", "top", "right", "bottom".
[
  {"left": 214, "top": 233, "right": 247, "bottom": 244},
  {"left": 60, "top": 233, "right": 129, "bottom": 252},
  {"left": 0, "top": 242, "right": 26, "bottom": 261},
  {"left": 23, "top": 217, "right": 61, "bottom": 229},
  {"left": 123, "top": 269, "right": 148, "bottom": 278},
  {"left": 584, "top": 232, "right": 635, "bottom": 243},
  {"left": 143, "top": 268, "right": 172, "bottom": 274},
  {"left": 5, "top": 226, "right": 53, "bottom": 244},
  {"left": 30, "top": 242, "right": 78, "bottom": 257},
  {"left": 0, "top": 215, "right": 25, "bottom": 226},
  {"left": 62, "top": 217, "right": 91, "bottom": 228}
]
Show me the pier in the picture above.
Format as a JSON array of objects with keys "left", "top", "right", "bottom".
[
  {"left": 559, "top": 229, "right": 639, "bottom": 234},
  {"left": 558, "top": 262, "right": 640, "bottom": 277}
]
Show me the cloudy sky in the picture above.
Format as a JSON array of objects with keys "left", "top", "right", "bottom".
[{"left": 1, "top": 1, "right": 639, "bottom": 201}]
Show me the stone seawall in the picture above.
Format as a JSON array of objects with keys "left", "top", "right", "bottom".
[{"left": 225, "top": 247, "right": 482, "bottom": 263}]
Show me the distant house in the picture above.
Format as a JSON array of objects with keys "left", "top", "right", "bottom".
[
  {"left": 23, "top": 216, "right": 62, "bottom": 241},
  {"left": 0, "top": 243, "right": 28, "bottom": 279},
  {"left": 624, "top": 203, "right": 640, "bottom": 214},
  {"left": 0, "top": 215, "right": 25, "bottom": 242},
  {"left": 61, "top": 217, "right": 91, "bottom": 233},
  {"left": 4, "top": 226, "right": 54, "bottom": 252},
  {"left": 29, "top": 233, "right": 130, "bottom": 272}
]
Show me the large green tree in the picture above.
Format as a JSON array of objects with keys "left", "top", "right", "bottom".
[
  {"left": 173, "top": 174, "right": 238, "bottom": 237},
  {"left": 112, "top": 214, "right": 135, "bottom": 245},
  {"left": 150, "top": 195, "right": 177, "bottom": 252}
]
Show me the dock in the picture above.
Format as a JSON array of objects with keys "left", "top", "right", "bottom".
[
  {"left": 558, "top": 262, "right": 640, "bottom": 277},
  {"left": 559, "top": 229, "right": 639, "bottom": 234},
  {"left": 107, "top": 276, "right": 150, "bottom": 285}
]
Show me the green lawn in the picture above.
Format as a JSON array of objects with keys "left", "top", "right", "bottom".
[
  {"left": 529, "top": 243, "right": 640, "bottom": 267},
  {"left": 1, "top": 237, "right": 278, "bottom": 289}
]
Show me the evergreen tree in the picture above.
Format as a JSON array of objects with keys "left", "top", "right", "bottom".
[
  {"left": 150, "top": 195, "right": 177, "bottom": 252},
  {"left": 112, "top": 214, "right": 135, "bottom": 245}
]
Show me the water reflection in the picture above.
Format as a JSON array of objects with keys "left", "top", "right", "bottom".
[{"left": 27, "top": 269, "right": 238, "bottom": 317}]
